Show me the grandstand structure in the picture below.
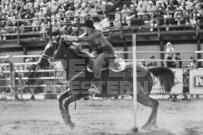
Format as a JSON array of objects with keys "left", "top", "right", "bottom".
[
  {"left": 1, "top": 0, "right": 203, "bottom": 98},
  {"left": 0, "top": 0, "right": 203, "bottom": 61}
]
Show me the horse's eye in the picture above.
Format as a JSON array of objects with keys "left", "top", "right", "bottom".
[{"left": 48, "top": 57, "right": 55, "bottom": 63}]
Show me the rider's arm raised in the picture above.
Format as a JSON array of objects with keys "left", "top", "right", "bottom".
[
  {"left": 61, "top": 30, "right": 101, "bottom": 42},
  {"left": 77, "top": 30, "right": 101, "bottom": 42},
  {"left": 61, "top": 35, "right": 78, "bottom": 41}
]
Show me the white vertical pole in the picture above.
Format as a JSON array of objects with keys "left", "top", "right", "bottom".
[
  {"left": 54, "top": 64, "right": 56, "bottom": 93},
  {"left": 132, "top": 34, "right": 137, "bottom": 130}
]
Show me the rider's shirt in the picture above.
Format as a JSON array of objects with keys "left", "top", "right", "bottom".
[{"left": 77, "top": 29, "right": 112, "bottom": 53}]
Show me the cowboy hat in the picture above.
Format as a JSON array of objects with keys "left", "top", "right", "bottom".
[{"left": 80, "top": 19, "right": 95, "bottom": 28}]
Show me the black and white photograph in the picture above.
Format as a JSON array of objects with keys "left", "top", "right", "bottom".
[{"left": 0, "top": 0, "right": 203, "bottom": 135}]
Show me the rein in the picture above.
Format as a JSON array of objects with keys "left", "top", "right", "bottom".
[{"left": 42, "top": 54, "right": 50, "bottom": 60}]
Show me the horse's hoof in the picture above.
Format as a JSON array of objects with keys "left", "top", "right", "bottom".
[
  {"left": 69, "top": 122, "right": 75, "bottom": 130},
  {"left": 139, "top": 127, "right": 151, "bottom": 133},
  {"left": 131, "top": 127, "right": 138, "bottom": 132},
  {"left": 141, "top": 125, "right": 151, "bottom": 131},
  {"left": 151, "top": 125, "right": 160, "bottom": 130}
]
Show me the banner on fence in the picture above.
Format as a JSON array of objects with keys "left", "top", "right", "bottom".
[
  {"left": 190, "top": 69, "right": 203, "bottom": 94},
  {"left": 151, "top": 68, "right": 183, "bottom": 94}
]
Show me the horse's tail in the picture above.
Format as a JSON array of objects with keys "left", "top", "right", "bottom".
[{"left": 149, "top": 67, "right": 175, "bottom": 93}]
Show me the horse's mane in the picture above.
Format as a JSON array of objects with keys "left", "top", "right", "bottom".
[
  {"left": 55, "top": 40, "right": 91, "bottom": 66},
  {"left": 68, "top": 46, "right": 92, "bottom": 66},
  {"left": 69, "top": 47, "right": 90, "bottom": 59}
]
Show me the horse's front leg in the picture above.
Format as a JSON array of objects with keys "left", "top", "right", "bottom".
[
  {"left": 58, "top": 90, "right": 70, "bottom": 124},
  {"left": 64, "top": 94, "right": 80, "bottom": 129}
]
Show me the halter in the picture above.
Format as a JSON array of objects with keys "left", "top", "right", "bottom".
[{"left": 41, "top": 54, "right": 50, "bottom": 60}]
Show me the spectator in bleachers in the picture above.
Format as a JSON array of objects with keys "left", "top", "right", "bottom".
[
  {"left": 165, "top": 0, "right": 177, "bottom": 25},
  {"left": 0, "top": 61, "right": 4, "bottom": 77},
  {"left": 146, "top": 1, "right": 156, "bottom": 20},
  {"left": 131, "top": 0, "right": 137, "bottom": 7},
  {"left": 179, "top": 1, "right": 188, "bottom": 11},
  {"left": 190, "top": 9, "right": 198, "bottom": 27},
  {"left": 59, "top": 7, "right": 65, "bottom": 19},
  {"left": 65, "top": 7, "right": 74, "bottom": 22},
  {"left": 196, "top": 3, "right": 203, "bottom": 16},
  {"left": 175, "top": 53, "right": 182, "bottom": 68},
  {"left": 114, "top": 8, "right": 121, "bottom": 28},
  {"left": 5, "top": 17, "right": 16, "bottom": 33},
  {"left": 38, "top": 7, "right": 45, "bottom": 19},
  {"left": 32, "top": 15, "right": 39, "bottom": 32},
  {"left": 15, "top": 65, "right": 24, "bottom": 77},
  {"left": 52, "top": 19, "right": 61, "bottom": 31},
  {"left": 164, "top": 11, "right": 171, "bottom": 31},
  {"left": 4, "top": 3, "right": 10, "bottom": 13},
  {"left": 146, "top": 1, "right": 157, "bottom": 31},
  {"left": 138, "top": 0, "right": 148, "bottom": 10},
  {"left": 4, "top": 59, "right": 10, "bottom": 72},
  {"left": 190, "top": 56, "right": 197, "bottom": 69},
  {"left": 187, "top": 0, "right": 196, "bottom": 11},
  {"left": 126, "top": 4, "right": 137, "bottom": 26},
  {"left": 89, "top": 5, "right": 98, "bottom": 17},
  {"left": 25, "top": 1, "right": 33, "bottom": 11},
  {"left": 40, "top": 20, "right": 47, "bottom": 38},
  {"left": 10, "top": 13, "right": 17, "bottom": 26},
  {"left": 17, "top": 75, "right": 25, "bottom": 100},
  {"left": 80, "top": 7, "right": 88, "bottom": 22},
  {"left": 147, "top": 55, "right": 158, "bottom": 68},
  {"left": 52, "top": 1, "right": 59, "bottom": 14},
  {"left": 137, "top": 2, "right": 146, "bottom": 19},
  {"left": 121, "top": 4, "right": 130, "bottom": 24},
  {"left": 155, "top": 1, "right": 166, "bottom": 22},
  {"left": 178, "top": 2, "right": 190, "bottom": 23},
  {"left": 100, "top": 0, "right": 107, "bottom": 14},
  {"left": 139, "top": 58, "right": 146, "bottom": 67},
  {"left": 174, "top": 7, "right": 185, "bottom": 25},
  {"left": 96, "top": 6, "right": 104, "bottom": 16},
  {"left": 0, "top": 28, "right": 7, "bottom": 40}
]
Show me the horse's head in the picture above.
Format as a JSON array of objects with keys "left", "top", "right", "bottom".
[
  {"left": 38, "top": 25, "right": 82, "bottom": 69},
  {"left": 38, "top": 41, "right": 59, "bottom": 69}
]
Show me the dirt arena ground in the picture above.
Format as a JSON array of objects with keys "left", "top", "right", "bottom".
[{"left": 0, "top": 98, "right": 203, "bottom": 135}]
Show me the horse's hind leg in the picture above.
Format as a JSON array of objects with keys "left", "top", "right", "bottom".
[
  {"left": 64, "top": 94, "right": 80, "bottom": 129},
  {"left": 58, "top": 90, "right": 70, "bottom": 124},
  {"left": 59, "top": 90, "right": 70, "bottom": 110},
  {"left": 137, "top": 93, "right": 159, "bottom": 130}
]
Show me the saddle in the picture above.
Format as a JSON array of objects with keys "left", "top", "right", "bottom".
[
  {"left": 66, "top": 46, "right": 126, "bottom": 72},
  {"left": 87, "top": 55, "right": 126, "bottom": 72},
  {"left": 109, "top": 56, "right": 126, "bottom": 72}
]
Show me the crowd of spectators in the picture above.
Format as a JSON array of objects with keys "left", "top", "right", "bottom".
[
  {"left": 0, "top": 0, "right": 203, "bottom": 40},
  {"left": 0, "top": 0, "right": 113, "bottom": 40},
  {"left": 115, "top": 0, "right": 203, "bottom": 31}
]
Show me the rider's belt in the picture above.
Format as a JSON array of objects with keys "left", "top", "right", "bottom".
[{"left": 97, "top": 45, "right": 115, "bottom": 54}]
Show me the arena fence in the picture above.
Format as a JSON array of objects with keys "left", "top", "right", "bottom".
[
  {"left": 0, "top": 49, "right": 203, "bottom": 100},
  {"left": 0, "top": 54, "right": 68, "bottom": 99}
]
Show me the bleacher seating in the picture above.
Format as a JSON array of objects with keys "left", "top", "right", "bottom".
[{"left": 0, "top": 0, "right": 203, "bottom": 41}]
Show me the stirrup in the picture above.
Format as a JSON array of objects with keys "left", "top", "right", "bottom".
[{"left": 109, "top": 57, "right": 126, "bottom": 72}]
